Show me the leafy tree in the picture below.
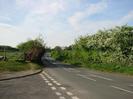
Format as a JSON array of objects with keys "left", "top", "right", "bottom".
[
  {"left": 17, "top": 37, "right": 45, "bottom": 63},
  {"left": 51, "top": 25, "right": 133, "bottom": 66}
]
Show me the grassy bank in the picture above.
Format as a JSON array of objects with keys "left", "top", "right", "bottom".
[
  {"left": 84, "top": 63, "right": 133, "bottom": 75},
  {"left": 0, "top": 51, "right": 23, "bottom": 60},
  {"left": 0, "top": 60, "right": 41, "bottom": 72},
  {"left": 0, "top": 51, "right": 41, "bottom": 72},
  {"left": 65, "top": 60, "right": 133, "bottom": 75}
]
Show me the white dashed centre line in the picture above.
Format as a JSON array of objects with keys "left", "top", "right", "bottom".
[
  {"left": 90, "top": 74, "right": 113, "bottom": 81},
  {"left": 68, "top": 68, "right": 80, "bottom": 72},
  {"left": 53, "top": 80, "right": 57, "bottom": 83},
  {"left": 111, "top": 85, "right": 133, "bottom": 94},
  {"left": 56, "top": 83, "right": 61, "bottom": 86},
  {"left": 50, "top": 78, "right": 55, "bottom": 81},
  {"left": 39, "top": 74, "right": 44, "bottom": 78},
  {"left": 48, "top": 83, "right": 53, "bottom": 86},
  {"left": 55, "top": 92, "right": 62, "bottom": 96},
  {"left": 60, "top": 87, "right": 66, "bottom": 90},
  {"left": 40, "top": 74, "right": 49, "bottom": 81},
  {"left": 63, "top": 68, "right": 71, "bottom": 72},
  {"left": 47, "top": 76, "right": 52, "bottom": 79},
  {"left": 53, "top": 81, "right": 61, "bottom": 86},
  {"left": 43, "top": 78, "right": 47, "bottom": 80},
  {"left": 41, "top": 72, "right": 80, "bottom": 99},
  {"left": 51, "top": 86, "right": 57, "bottom": 90},
  {"left": 66, "top": 92, "right": 73, "bottom": 96},
  {"left": 42, "top": 71, "right": 47, "bottom": 75},
  {"left": 77, "top": 74, "right": 96, "bottom": 81},
  {"left": 129, "top": 85, "right": 133, "bottom": 87}
]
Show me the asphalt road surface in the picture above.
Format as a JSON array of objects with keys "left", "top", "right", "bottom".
[
  {"left": 42, "top": 61, "right": 133, "bottom": 99},
  {"left": 0, "top": 60, "right": 133, "bottom": 99}
]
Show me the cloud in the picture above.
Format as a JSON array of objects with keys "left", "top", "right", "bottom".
[
  {"left": 121, "top": 11, "right": 133, "bottom": 24},
  {"left": 68, "top": 0, "right": 107, "bottom": 32},
  {"left": 1, "top": 0, "right": 82, "bottom": 48},
  {"left": 68, "top": 0, "right": 133, "bottom": 34},
  {"left": 0, "top": 0, "right": 67, "bottom": 47},
  {"left": 0, "top": 23, "right": 18, "bottom": 46},
  {"left": 0, "top": 22, "right": 40, "bottom": 47},
  {"left": 8, "top": 0, "right": 69, "bottom": 47},
  {"left": 0, "top": 0, "right": 133, "bottom": 48},
  {"left": 15, "top": 0, "right": 66, "bottom": 15},
  {"left": 0, "top": 23, "right": 16, "bottom": 29},
  {"left": 14, "top": 0, "right": 68, "bottom": 35},
  {"left": 0, "top": 16, "right": 11, "bottom": 22}
]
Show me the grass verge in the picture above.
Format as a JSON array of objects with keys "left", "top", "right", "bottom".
[
  {"left": 63, "top": 60, "right": 133, "bottom": 75},
  {"left": 84, "top": 63, "right": 133, "bottom": 75},
  {"left": 0, "top": 60, "right": 41, "bottom": 72}
]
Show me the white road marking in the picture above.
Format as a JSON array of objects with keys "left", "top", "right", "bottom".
[
  {"left": 129, "top": 85, "right": 133, "bottom": 87},
  {"left": 50, "top": 78, "right": 55, "bottom": 81},
  {"left": 48, "top": 83, "right": 53, "bottom": 86},
  {"left": 43, "top": 71, "right": 53, "bottom": 80},
  {"left": 59, "top": 96, "right": 66, "bottom": 99},
  {"left": 72, "top": 96, "right": 79, "bottom": 99},
  {"left": 53, "top": 81, "right": 61, "bottom": 86},
  {"left": 40, "top": 74, "right": 49, "bottom": 81},
  {"left": 47, "top": 76, "right": 52, "bottom": 79},
  {"left": 42, "top": 77, "right": 47, "bottom": 81},
  {"left": 51, "top": 86, "right": 57, "bottom": 90},
  {"left": 42, "top": 71, "right": 45, "bottom": 74},
  {"left": 41, "top": 71, "right": 79, "bottom": 99},
  {"left": 111, "top": 85, "right": 133, "bottom": 94},
  {"left": 39, "top": 74, "right": 45, "bottom": 78},
  {"left": 42, "top": 76, "right": 46, "bottom": 79},
  {"left": 63, "top": 68, "right": 70, "bottom": 72},
  {"left": 43, "top": 78, "right": 47, "bottom": 80},
  {"left": 42, "top": 71, "right": 52, "bottom": 78},
  {"left": 55, "top": 82, "right": 61, "bottom": 86},
  {"left": 55, "top": 92, "right": 62, "bottom": 96},
  {"left": 63, "top": 68, "right": 80, "bottom": 73},
  {"left": 90, "top": 74, "right": 113, "bottom": 81},
  {"left": 66, "top": 92, "right": 73, "bottom": 96},
  {"left": 68, "top": 68, "right": 80, "bottom": 72},
  {"left": 53, "top": 81, "right": 58, "bottom": 83},
  {"left": 42, "top": 71, "right": 48, "bottom": 75},
  {"left": 60, "top": 87, "right": 66, "bottom": 90},
  {"left": 77, "top": 74, "right": 96, "bottom": 81}
]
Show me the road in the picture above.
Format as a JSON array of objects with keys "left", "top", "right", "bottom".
[
  {"left": 42, "top": 61, "right": 133, "bottom": 99},
  {"left": 0, "top": 60, "right": 133, "bottom": 99},
  {"left": 0, "top": 73, "right": 59, "bottom": 99}
]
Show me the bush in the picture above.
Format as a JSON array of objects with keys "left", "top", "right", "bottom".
[
  {"left": 17, "top": 37, "right": 45, "bottom": 63},
  {"left": 51, "top": 25, "right": 133, "bottom": 74}
]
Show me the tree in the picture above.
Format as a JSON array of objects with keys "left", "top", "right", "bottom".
[
  {"left": 17, "top": 37, "right": 45, "bottom": 63},
  {"left": 50, "top": 25, "right": 133, "bottom": 66}
]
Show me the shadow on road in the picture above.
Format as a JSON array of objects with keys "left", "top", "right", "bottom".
[{"left": 42, "top": 60, "right": 81, "bottom": 69}]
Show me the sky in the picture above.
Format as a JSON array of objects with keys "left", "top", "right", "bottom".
[{"left": 0, "top": 0, "right": 133, "bottom": 48}]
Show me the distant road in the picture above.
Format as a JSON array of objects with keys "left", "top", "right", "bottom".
[{"left": 0, "top": 60, "right": 133, "bottom": 99}]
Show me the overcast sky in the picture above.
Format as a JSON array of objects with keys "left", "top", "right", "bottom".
[{"left": 0, "top": 0, "right": 133, "bottom": 48}]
